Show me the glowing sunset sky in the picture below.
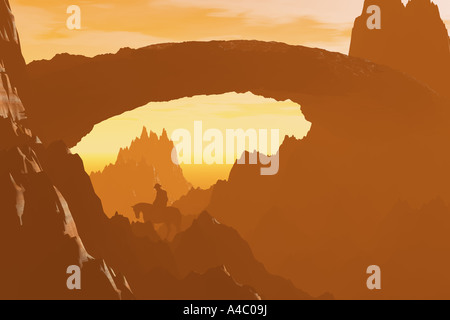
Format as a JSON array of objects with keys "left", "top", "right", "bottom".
[
  {"left": 10, "top": 0, "right": 450, "bottom": 62},
  {"left": 71, "top": 93, "right": 311, "bottom": 188}
]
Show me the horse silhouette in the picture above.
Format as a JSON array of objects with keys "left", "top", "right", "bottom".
[{"left": 132, "top": 203, "right": 182, "bottom": 238}]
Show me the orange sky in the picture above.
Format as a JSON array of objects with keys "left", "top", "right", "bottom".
[{"left": 10, "top": 0, "right": 450, "bottom": 63}]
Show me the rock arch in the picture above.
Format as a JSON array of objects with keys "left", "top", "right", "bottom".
[{"left": 23, "top": 40, "right": 444, "bottom": 148}]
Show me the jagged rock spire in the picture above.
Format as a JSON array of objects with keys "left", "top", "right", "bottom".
[{"left": 140, "top": 126, "right": 149, "bottom": 140}]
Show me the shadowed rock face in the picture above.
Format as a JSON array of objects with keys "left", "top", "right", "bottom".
[
  {"left": 0, "top": 0, "right": 131, "bottom": 299},
  {"left": 350, "top": 0, "right": 450, "bottom": 96},
  {"left": 172, "top": 211, "right": 321, "bottom": 300}
]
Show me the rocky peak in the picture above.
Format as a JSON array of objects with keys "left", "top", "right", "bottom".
[
  {"left": 349, "top": 0, "right": 450, "bottom": 96},
  {"left": 140, "top": 126, "right": 149, "bottom": 140}
]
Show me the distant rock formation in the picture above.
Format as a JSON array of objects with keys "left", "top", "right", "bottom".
[
  {"left": 90, "top": 127, "right": 191, "bottom": 219},
  {"left": 350, "top": 0, "right": 450, "bottom": 96}
]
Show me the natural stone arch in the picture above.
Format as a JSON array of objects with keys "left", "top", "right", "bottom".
[{"left": 24, "top": 40, "right": 443, "bottom": 148}]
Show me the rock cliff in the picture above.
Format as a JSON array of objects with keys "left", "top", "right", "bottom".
[
  {"left": 350, "top": 0, "right": 450, "bottom": 96},
  {"left": 0, "top": 0, "right": 131, "bottom": 299}
]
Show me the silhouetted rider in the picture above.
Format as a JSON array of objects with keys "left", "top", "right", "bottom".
[{"left": 153, "top": 183, "right": 168, "bottom": 211}]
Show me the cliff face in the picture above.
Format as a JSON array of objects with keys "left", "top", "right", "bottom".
[
  {"left": 90, "top": 127, "right": 191, "bottom": 219},
  {"left": 349, "top": 0, "right": 450, "bottom": 96},
  {"left": 0, "top": 0, "right": 130, "bottom": 299},
  {"left": 0, "top": 0, "right": 25, "bottom": 122}
]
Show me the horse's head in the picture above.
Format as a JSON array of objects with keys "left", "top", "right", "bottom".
[{"left": 132, "top": 204, "right": 141, "bottom": 220}]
